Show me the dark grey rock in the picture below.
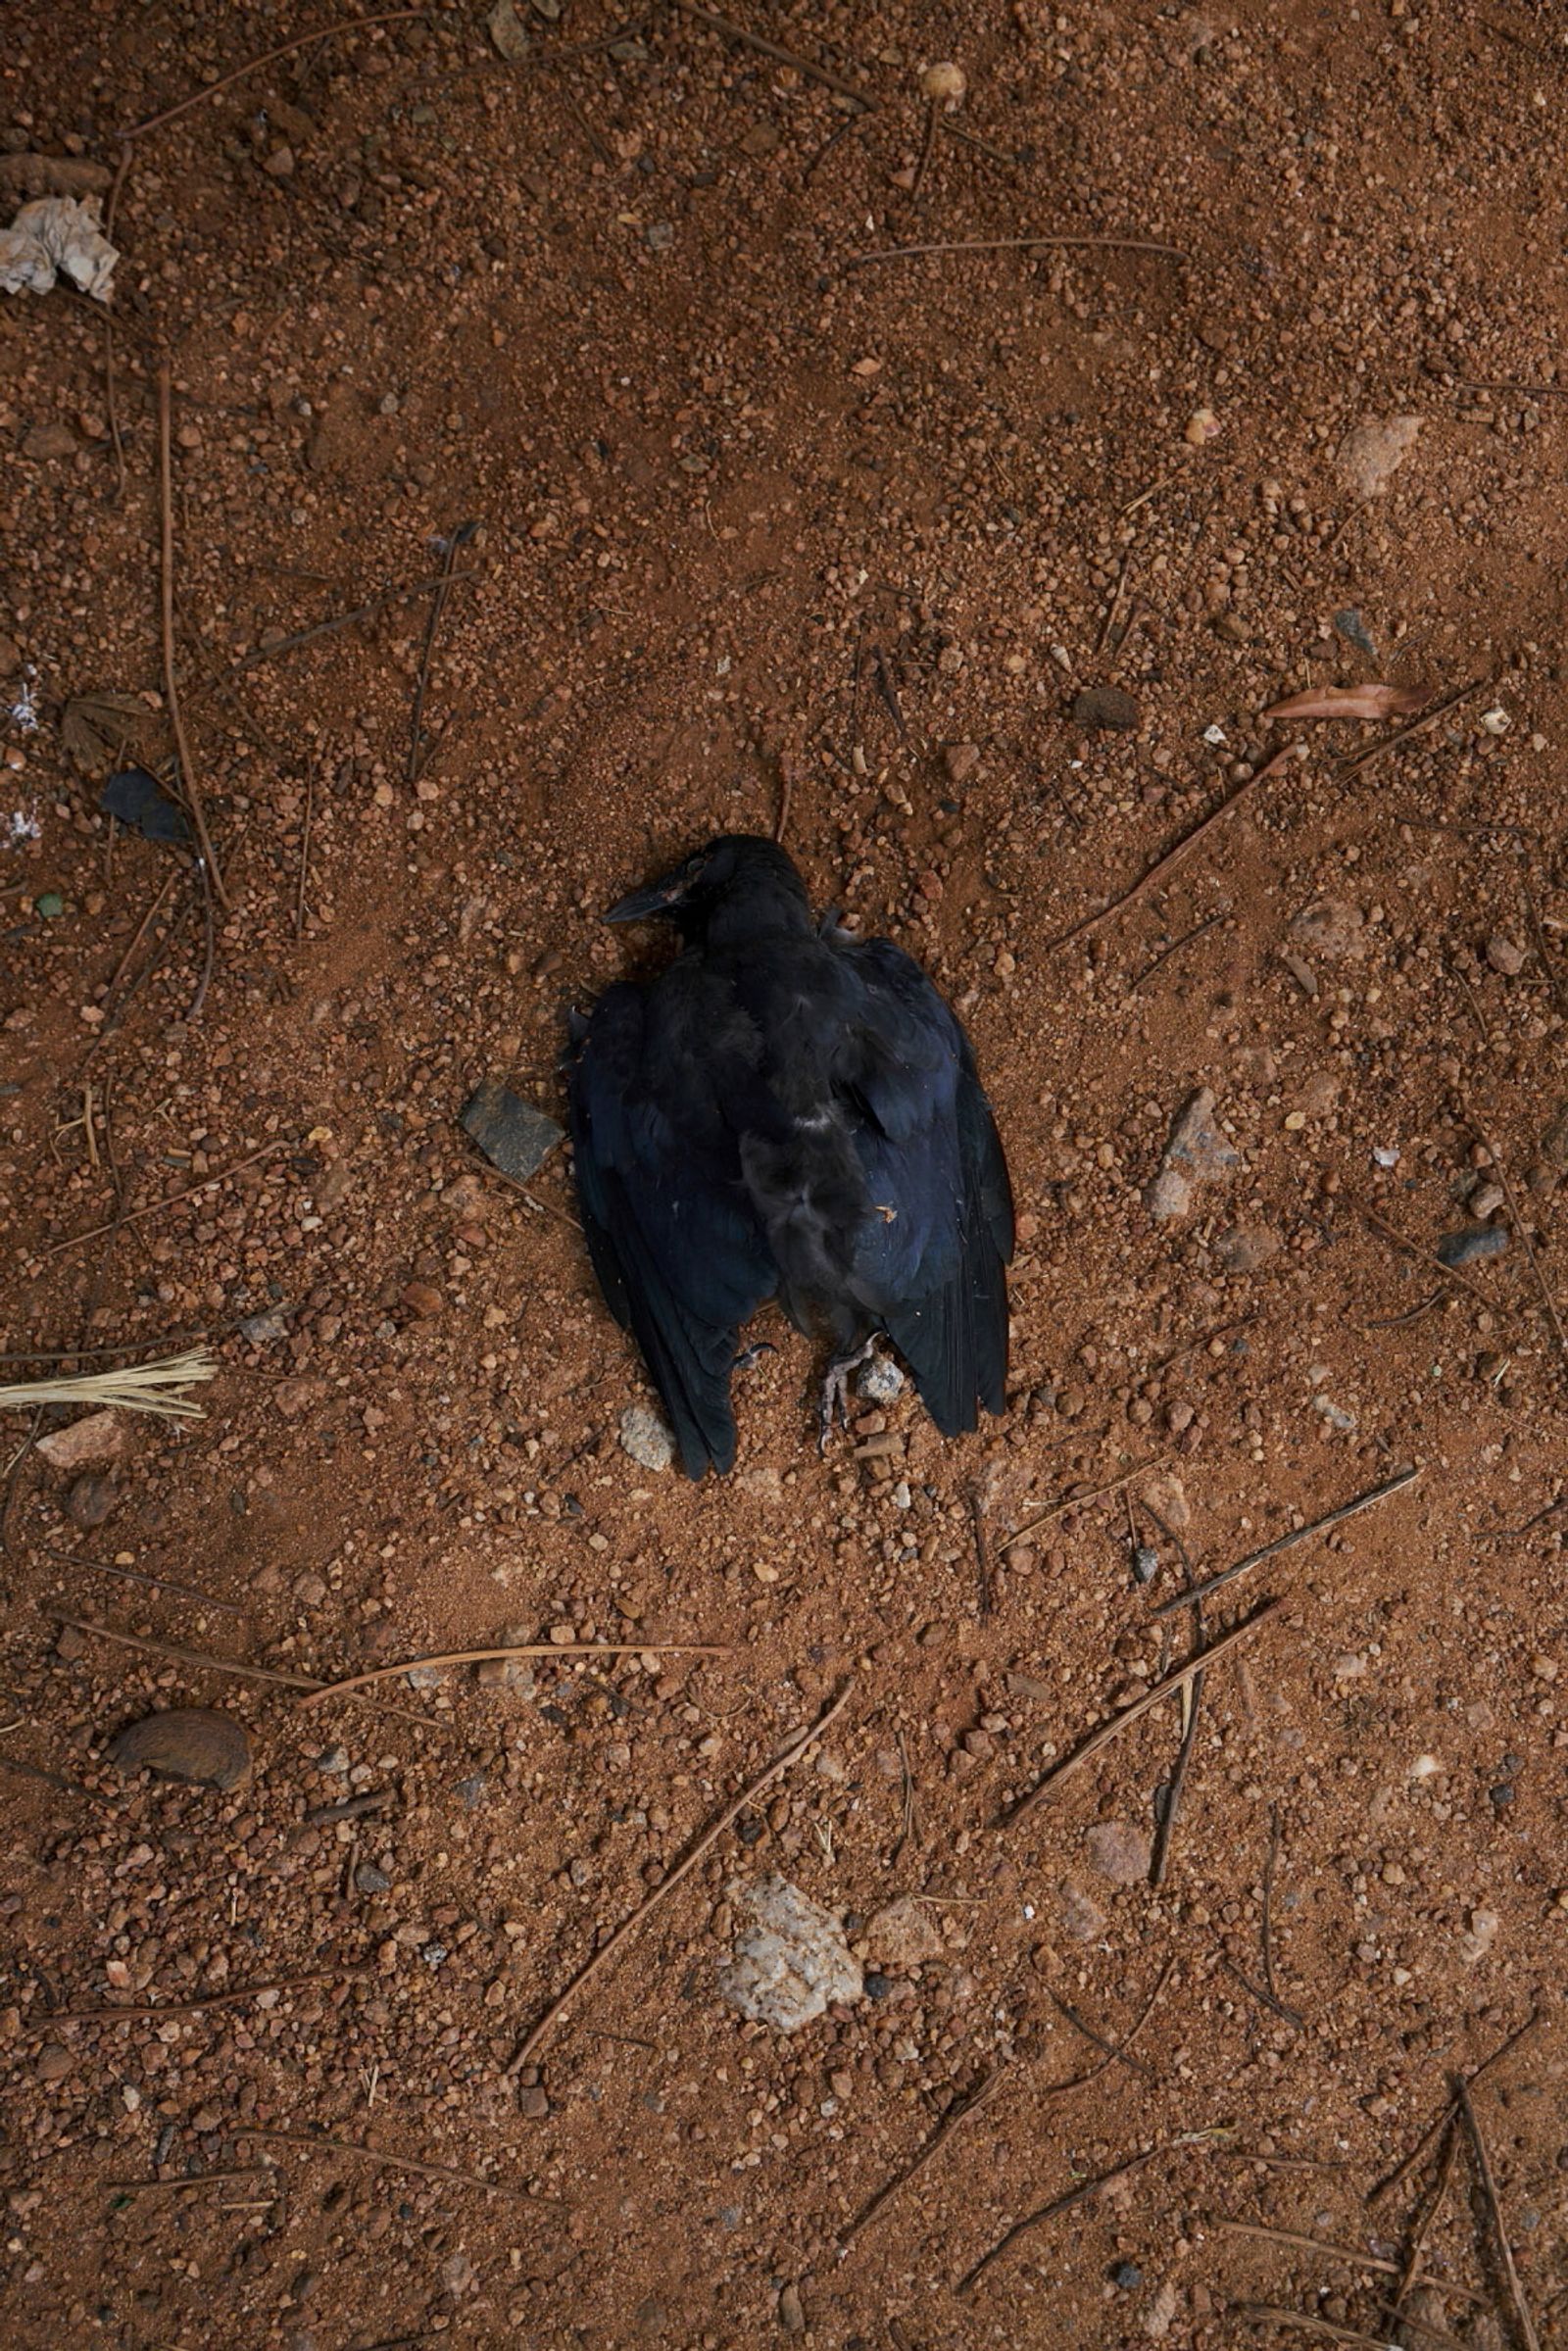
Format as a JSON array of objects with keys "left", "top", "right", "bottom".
[
  {"left": 461, "top": 1081, "right": 563, "bottom": 1183},
  {"left": 1437, "top": 1224, "right": 1507, "bottom": 1269},
  {"left": 1333, "top": 607, "right": 1378, "bottom": 659},
  {"left": 1071, "top": 685, "right": 1141, "bottom": 732}
]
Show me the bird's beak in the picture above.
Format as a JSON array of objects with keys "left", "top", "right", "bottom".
[{"left": 604, "top": 875, "right": 686, "bottom": 924}]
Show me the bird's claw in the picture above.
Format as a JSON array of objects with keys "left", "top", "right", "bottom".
[{"left": 817, "top": 1341, "right": 877, "bottom": 1453}]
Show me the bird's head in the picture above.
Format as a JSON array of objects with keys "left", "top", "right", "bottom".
[{"left": 604, "top": 835, "right": 810, "bottom": 942}]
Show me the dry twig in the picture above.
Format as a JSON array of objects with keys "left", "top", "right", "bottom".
[
  {"left": 849, "top": 231, "right": 1186, "bottom": 269},
  {"left": 840, "top": 2069, "right": 1001, "bottom": 2246},
  {"left": 1045, "top": 745, "right": 1298, "bottom": 954},
  {"left": 298, "top": 1638, "right": 731, "bottom": 1710},
  {"left": 33, "top": 1971, "right": 357, "bottom": 2028},
  {"left": 121, "top": 11, "right": 429, "bottom": 138},
  {"left": 672, "top": 1, "right": 873, "bottom": 108},
  {"left": 1149, "top": 1468, "right": 1419, "bottom": 1620},
  {"left": 954, "top": 2146, "right": 1161, "bottom": 2296},
  {"left": 39, "top": 1139, "right": 290, "bottom": 1260},
  {"left": 158, "top": 364, "right": 226, "bottom": 908},
  {"left": 510, "top": 1684, "right": 853, "bottom": 2069},
  {"left": 1007, "top": 1453, "right": 1169, "bottom": 1546},
  {"left": 1337, "top": 676, "right": 1488, "bottom": 778},
  {"left": 1455, "top": 2076, "right": 1541, "bottom": 2351},
  {"left": 1007, "top": 1600, "right": 1283, "bottom": 1823},
  {"left": 238, "top": 2124, "right": 542, "bottom": 2204},
  {"left": 1368, "top": 2012, "right": 1542, "bottom": 2204}
]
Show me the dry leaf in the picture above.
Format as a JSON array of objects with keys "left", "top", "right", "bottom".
[
  {"left": 61, "top": 690, "right": 168, "bottom": 775},
  {"left": 1261, "top": 683, "right": 1431, "bottom": 722}
]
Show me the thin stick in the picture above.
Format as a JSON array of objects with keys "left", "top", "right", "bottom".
[
  {"left": 893, "top": 1727, "right": 914, "bottom": 1864},
  {"left": 1367, "top": 2013, "right": 1542, "bottom": 2204},
  {"left": 1360, "top": 1201, "right": 1501, "bottom": 1313},
  {"left": 298, "top": 1639, "right": 731, "bottom": 1710},
  {"left": 672, "top": 1, "right": 873, "bottom": 109},
  {"left": 51, "top": 1612, "right": 321, "bottom": 1690},
  {"left": 954, "top": 2145, "right": 1160, "bottom": 2296},
  {"left": 105, "top": 2169, "right": 269, "bottom": 2195},
  {"left": 1222, "top": 1957, "right": 1300, "bottom": 2028},
  {"left": 1045, "top": 1984, "right": 1157, "bottom": 2082},
  {"left": 942, "top": 120, "right": 1018, "bottom": 170},
  {"left": 233, "top": 572, "right": 478, "bottom": 670},
  {"left": 33, "top": 1971, "right": 357, "bottom": 2028},
  {"left": 1007, "top": 1453, "right": 1169, "bottom": 1547},
  {"left": 1221, "top": 2221, "right": 1484, "bottom": 2305},
  {"left": 840, "top": 2069, "right": 1001, "bottom": 2247},
  {"left": 294, "top": 752, "right": 317, "bottom": 938},
  {"left": 1455, "top": 2076, "right": 1541, "bottom": 2351},
  {"left": 38, "top": 1543, "right": 243, "bottom": 1617},
  {"left": 38, "top": 1139, "right": 289, "bottom": 1260},
  {"left": 1458, "top": 1092, "right": 1568, "bottom": 1387},
  {"left": 237, "top": 2125, "right": 539, "bottom": 2205},
  {"left": 1212, "top": 2148, "right": 1350, "bottom": 2175},
  {"left": 1140, "top": 1496, "right": 1202, "bottom": 1887},
  {"left": 773, "top": 752, "right": 792, "bottom": 846},
  {"left": 1049, "top": 1956, "right": 1175, "bottom": 2095},
  {"left": 1522, "top": 873, "right": 1566, "bottom": 1019},
  {"left": 1045, "top": 746, "right": 1296, "bottom": 954},
  {"left": 1337, "top": 677, "right": 1488, "bottom": 778},
  {"left": 909, "top": 99, "right": 938, "bottom": 203},
  {"left": 1370, "top": 2304, "right": 1468, "bottom": 2351},
  {"left": 1259, "top": 1804, "right": 1298, "bottom": 2021},
  {"left": 1149, "top": 1467, "right": 1419, "bottom": 1620},
  {"left": 158, "top": 364, "right": 227, "bottom": 908},
  {"left": 1007, "top": 1600, "right": 1283, "bottom": 1824},
  {"left": 406, "top": 523, "right": 474, "bottom": 787},
  {"left": 848, "top": 231, "right": 1186, "bottom": 269},
  {"left": 121, "top": 11, "right": 429, "bottom": 138},
  {"left": 1394, "top": 2120, "right": 1458, "bottom": 2310},
  {"left": 510, "top": 1683, "right": 854, "bottom": 2070},
  {"left": 0, "top": 1752, "right": 98, "bottom": 1800},
  {"left": 968, "top": 1486, "right": 993, "bottom": 1618},
  {"left": 1130, "top": 912, "right": 1222, "bottom": 991},
  {"left": 1236, "top": 2309, "right": 1440, "bottom": 2350}
]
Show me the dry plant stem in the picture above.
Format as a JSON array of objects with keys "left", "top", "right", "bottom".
[
  {"left": 1458, "top": 1093, "right": 1568, "bottom": 1386},
  {"left": 1259, "top": 1804, "right": 1299, "bottom": 2021},
  {"left": 1455, "top": 2077, "right": 1541, "bottom": 2351},
  {"left": 1337, "top": 675, "right": 1488, "bottom": 777},
  {"left": 105, "top": 2169, "right": 268, "bottom": 2196},
  {"left": 295, "top": 753, "right": 316, "bottom": 937},
  {"left": 406, "top": 527, "right": 469, "bottom": 785},
  {"left": 1130, "top": 912, "right": 1222, "bottom": 991},
  {"left": 1139, "top": 1495, "right": 1203, "bottom": 1886},
  {"left": 121, "top": 11, "right": 430, "bottom": 137},
  {"left": 1046, "top": 745, "right": 1298, "bottom": 953},
  {"left": 840, "top": 2069, "right": 1001, "bottom": 2246},
  {"left": 158, "top": 365, "right": 227, "bottom": 907},
  {"left": 38, "top": 1543, "right": 243, "bottom": 1616},
  {"left": 298, "top": 1640, "right": 731, "bottom": 1709},
  {"left": 510, "top": 1683, "right": 854, "bottom": 2070},
  {"left": 1395, "top": 2121, "right": 1458, "bottom": 2310},
  {"left": 1369, "top": 2304, "right": 1468, "bottom": 2350},
  {"left": 1149, "top": 1466, "right": 1420, "bottom": 1619},
  {"left": 849, "top": 231, "right": 1186, "bottom": 269},
  {"left": 39, "top": 1139, "right": 289, "bottom": 1259},
  {"left": 954, "top": 2146, "right": 1160, "bottom": 2296},
  {"left": 1236, "top": 2309, "right": 1450, "bottom": 2350},
  {"left": 1050, "top": 1956, "right": 1174, "bottom": 2094},
  {"left": 36, "top": 1971, "right": 357, "bottom": 2028},
  {"left": 672, "top": 1, "right": 873, "bottom": 109},
  {"left": 1221, "top": 2220, "right": 1485, "bottom": 2306},
  {"left": 1007, "top": 1599, "right": 1283, "bottom": 1823},
  {"left": 909, "top": 100, "right": 938, "bottom": 201},
  {"left": 234, "top": 572, "right": 478, "bottom": 669},
  {"left": 1007, "top": 1452, "right": 1169, "bottom": 1545},
  {"left": 1360, "top": 1201, "right": 1501, "bottom": 1312},
  {"left": 1368, "top": 2012, "right": 1542, "bottom": 2204},
  {"left": 1045, "top": 1984, "right": 1157, "bottom": 2082},
  {"left": 237, "top": 2125, "right": 538, "bottom": 2204}
]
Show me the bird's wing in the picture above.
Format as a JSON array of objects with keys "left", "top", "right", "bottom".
[
  {"left": 832, "top": 937, "right": 1014, "bottom": 1432},
  {"left": 567, "top": 979, "right": 776, "bottom": 1476}
]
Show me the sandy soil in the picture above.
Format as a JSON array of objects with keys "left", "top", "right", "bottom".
[{"left": 2, "top": 4, "right": 1567, "bottom": 2346}]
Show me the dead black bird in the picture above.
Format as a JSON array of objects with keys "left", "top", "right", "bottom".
[{"left": 566, "top": 835, "right": 1014, "bottom": 1477}]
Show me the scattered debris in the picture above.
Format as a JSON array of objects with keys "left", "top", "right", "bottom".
[
  {"left": 1262, "top": 682, "right": 1430, "bottom": 722},
  {"left": 1144, "top": 1086, "right": 1239, "bottom": 1221},
  {"left": 1072, "top": 685, "right": 1141, "bottom": 732},
  {"left": 1337, "top": 413, "right": 1422, "bottom": 498},
  {"left": 100, "top": 765, "right": 192, "bottom": 845},
  {"left": 619, "top": 1402, "right": 675, "bottom": 1473},
  {"left": 1437, "top": 1225, "right": 1507, "bottom": 1270},
  {"left": 461, "top": 1080, "right": 564, "bottom": 1183},
  {"left": 1086, "top": 1820, "right": 1152, "bottom": 1885},
  {"left": 717, "top": 1874, "right": 862, "bottom": 2030},
  {"left": 862, "top": 1896, "right": 945, "bottom": 1969},
  {"left": 0, "top": 194, "right": 118, "bottom": 299},
  {"left": 107, "top": 1706, "right": 253, "bottom": 1791}
]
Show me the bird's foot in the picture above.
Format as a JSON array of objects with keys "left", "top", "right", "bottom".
[
  {"left": 817, "top": 1339, "right": 878, "bottom": 1453},
  {"left": 732, "top": 1340, "right": 777, "bottom": 1374}
]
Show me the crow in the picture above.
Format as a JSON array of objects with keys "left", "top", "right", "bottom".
[{"left": 567, "top": 834, "right": 1014, "bottom": 1477}]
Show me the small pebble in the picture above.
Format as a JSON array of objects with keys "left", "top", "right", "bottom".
[
  {"left": 619, "top": 1403, "right": 675, "bottom": 1473},
  {"left": 858, "top": 1353, "right": 905, "bottom": 1404},
  {"left": 1437, "top": 1225, "right": 1508, "bottom": 1269},
  {"left": 1109, "top": 2261, "right": 1143, "bottom": 2290}
]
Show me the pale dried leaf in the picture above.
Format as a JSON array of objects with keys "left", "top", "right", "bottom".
[
  {"left": 61, "top": 690, "right": 168, "bottom": 775},
  {"left": 1261, "top": 682, "right": 1432, "bottom": 722}
]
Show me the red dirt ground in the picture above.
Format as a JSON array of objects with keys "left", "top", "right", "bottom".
[{"left": 2, "top": 5, "right": 1566, "bottom": 2347}]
